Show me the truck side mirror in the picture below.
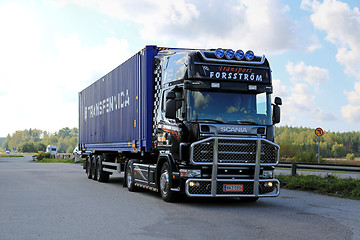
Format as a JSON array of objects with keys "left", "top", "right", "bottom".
[
  {"left": 165, "top": 99, "right": 176, "bottom": 119},
  {"left": 273, "top": 105, "right": 281, "bottom": 124},
  {"left": 275, "top": 97, "right": 282, "bottom": 106},
  {"left": 166, "top": 91, "right": 176, "bottom": 100}
]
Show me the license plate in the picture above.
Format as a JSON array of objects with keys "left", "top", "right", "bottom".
[{"left": 223, "top": 184, "right": 244, "bottom": 192}]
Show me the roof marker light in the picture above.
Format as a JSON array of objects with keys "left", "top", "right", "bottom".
[
  {"left": 248, "top": 85, "right": 257, "bottom": 90},
  {"left": 235, "top": 50, "right": 244, "bottom": 60},
  {"left": 225, "top": 49, "right": 234, "bottom": 59},
  {"left": 215, "top": 48, "right": 225, "bottom": 59},
  {"left": 245, "top": 50, "right": 254, "bottom": 61}
]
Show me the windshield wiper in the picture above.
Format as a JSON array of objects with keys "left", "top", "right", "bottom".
[{"left": 197, "top": 119, "right": 225, "bottom": 124}]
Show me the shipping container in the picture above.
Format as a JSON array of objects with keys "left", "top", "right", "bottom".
[{"left": 79, "top": 46, "right": 158, "bottom": 152}]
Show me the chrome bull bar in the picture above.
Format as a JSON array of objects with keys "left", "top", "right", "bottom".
[{"left": 187, "top": 137, "right": 280, "bottom": 197}]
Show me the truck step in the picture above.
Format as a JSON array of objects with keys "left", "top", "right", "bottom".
[
  {"left": 102, "top": 162, "right": 120, "bottom": 167},
  {"left": 103, "top": 167, "right": 119, "bottom": 173}
]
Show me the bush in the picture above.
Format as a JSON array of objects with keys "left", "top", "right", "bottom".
[
  {"left": 279, "top": 143, "right": 300, "bottom": 158},
  {"left": 36, "top": 152, "right": 51, "bottom": 160},
  {"left": 293, "top": 150, "right": 317, "bottom": 163},
  {"left": 346, "top": 153, "right": 355, "bottom": 161},
  {"left": 277, "top": 174, "right": 360, "bottom": 200}
]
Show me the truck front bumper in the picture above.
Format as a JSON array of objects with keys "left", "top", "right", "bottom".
[{"left": 185, "top": 178, "right": 279, "bottom": 197}]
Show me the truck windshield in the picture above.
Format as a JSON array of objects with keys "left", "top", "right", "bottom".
[{"left": 186, "top": 90, "right": 272, "bottom": 125}]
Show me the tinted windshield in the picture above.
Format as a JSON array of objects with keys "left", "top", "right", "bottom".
[{"left": 186, "top": 91, "right": 272, "bottom": 125}]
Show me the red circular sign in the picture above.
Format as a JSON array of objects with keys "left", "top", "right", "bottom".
[{"left": 315, "top": 127, "right": 324, "bottom": 136}]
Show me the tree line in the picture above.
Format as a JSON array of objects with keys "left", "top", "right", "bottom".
[
  {"left": 2, "top": 127, "right": 78, "bottom": 153},
  {"left": 275, "top": 126, "right": 360, "bottom": 161},
  {"left": 2, "top": 125, "right": 360, "bottom": 159}
]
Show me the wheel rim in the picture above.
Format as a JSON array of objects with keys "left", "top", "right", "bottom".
[
  {"left": 127, "top": 166, "right": 132, "bottom": 186},
  {"left": 160, "top": 170, "right": 169, "bottom": 195}
]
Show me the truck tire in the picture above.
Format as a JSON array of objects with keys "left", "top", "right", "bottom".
[
  {"left": 126, "top": 160, "right": 137, "bottom": 192},
  {"left": 91, "top": 155, "right": 97, "bottom": 180},
  {"left": 86, "top": 156, "right": 92, "bottom": 179},
  {"left": 159, "top": 162, "right": 176, "bottom": 202},
  {"left": 96, "top": 156, "right": 109, "bottom": 183}
]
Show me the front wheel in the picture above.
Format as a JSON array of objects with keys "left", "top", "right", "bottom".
[
  {"left": 126, "top": 160, "right": 137, "bottom": 192},
  {"left": 159, "top": 162, "right": 177, "bottom": 202}
]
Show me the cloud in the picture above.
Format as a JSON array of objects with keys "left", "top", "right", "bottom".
[
  {"left": 59, "top": 0, "right": 297, "bottom": 54},
  {"left": 344, "top": 81, "right": 360, "bottom": 105},
  {"left": 192, "top": 91, "right": 211, "bottom": 109},
  {"left": 272, "top": 79, "right": 288, "bottom": 98},
  {"left": 0, "top": 2, "right": 42, "bottom": 92},
  {"left": 172, "top": 0, "right": 296, "bottom": 53},
  {"left": 341, "top": 81, "right": 360, "bottom": 122},
  {"left": 278, "top": 61, "right": 336, "bottom": 125},
  {"left": 316, "top": 108, "right": 338, "bottom": 122},
  {"left": 277, "top": 81, "right": 338, "bottom": 126},
  {"left": 302, "top": 0, "right": 360, "bottom": 78},
  {"left": 286, "top": 61, "right": 329, "bottom": 88},
  {"left": 36, "top": 33, "right": 132, "bottom": 132},
  {"left": 302, "top": 0, "right": 360, "bottom": 123},
  {"left": 280, "top": 83, "right": 313, "bottom": 126},
  {"left": 50, "top": 33, "right": 131, "bottom": 89},
  {"left": 341, "top": 105, "right": 360, "bottom": 123},
  {"left": 0, "top": 1, "right": 132, "bottom": 136},
  {"left": 306, "top": 35, "right": 322, "bottom": 52},
  {"left": 287, "top": 83, "right": 314, "bottom": 112}
]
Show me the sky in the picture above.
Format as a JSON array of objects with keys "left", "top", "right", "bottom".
[{"left": 0, "top": 0, "right": 360, "bottom": 137}]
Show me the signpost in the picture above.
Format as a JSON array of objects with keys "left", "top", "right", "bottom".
[{"left": 315, "top": 127, "right": 324, "bottom": 164}]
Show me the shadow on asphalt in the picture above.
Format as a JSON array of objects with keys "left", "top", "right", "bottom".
[{"left": 104, "top": 176, "right": 271, "bottom": 207}]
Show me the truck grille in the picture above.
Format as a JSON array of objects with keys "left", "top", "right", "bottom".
[{"left": 190, "top": 138, "right": 279, "bottom": 165}]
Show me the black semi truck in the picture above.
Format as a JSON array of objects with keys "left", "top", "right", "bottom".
[{"left": 79, "top": 45, "right": 282, "bottom": 202}]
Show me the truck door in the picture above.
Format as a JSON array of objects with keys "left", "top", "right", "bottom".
[{"left": 156, "top": 87, "right": 183, "bottom": 160}]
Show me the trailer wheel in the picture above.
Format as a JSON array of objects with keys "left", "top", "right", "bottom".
[
  {"left": 126, "top": 160, "right": 137, "bottom": 192},
  {"left": 91, "top": 155, "right": 97, "bottom": 180},
  {"left": 160, "top": 162, "right": 176, "bottom": 202},
  {"left": 96, "top": 156, "right": 109, "bottom": 183},
  {"left": 86, "top": 156, "right": 92, "bottom": 179}
]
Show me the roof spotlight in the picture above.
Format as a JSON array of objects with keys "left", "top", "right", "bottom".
[
  {"left": 235, "top": 50, "right": 244, "bottom": 60},
  {"left": 225, "top": 49, "right": 235, "bottom": 60},
  {"left": 215, "top": 48, "right": 225, "bottom": 59},
  {"left": 245, "top": 50, "right": 254, "bottom": 61}
]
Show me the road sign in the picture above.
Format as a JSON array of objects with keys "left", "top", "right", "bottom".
[
  {"left": 315, "top": 127, "right": 324, "bottom": 137},
  {"left": 315, "top": 127, "right": 324, "bottom": 164}
]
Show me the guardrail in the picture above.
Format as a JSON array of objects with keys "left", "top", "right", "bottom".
[{"left": 277, "top": 162, "right": 360, "bottom": 176}]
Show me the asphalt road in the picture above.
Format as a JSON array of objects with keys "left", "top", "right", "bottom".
[{"left": 0, "top": 156, "right": 359, "bottom": 240}]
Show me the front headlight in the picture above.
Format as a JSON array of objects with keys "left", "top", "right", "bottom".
[
  {"left": 262, "top": 170, "right": 274, "bottom": 179},
  {"left": 180, "top": 169, "right": 201, "bottom": 178}
]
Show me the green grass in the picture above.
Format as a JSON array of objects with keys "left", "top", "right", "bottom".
[
  {"left": 0, "top": 154, "right": 23, "bottom": 158},
  {"left": 276, "top": 174, "right": 360, "bottom": 200},
  {"left": 36, "top": 158, "right": 81, "bottom": 163}
]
